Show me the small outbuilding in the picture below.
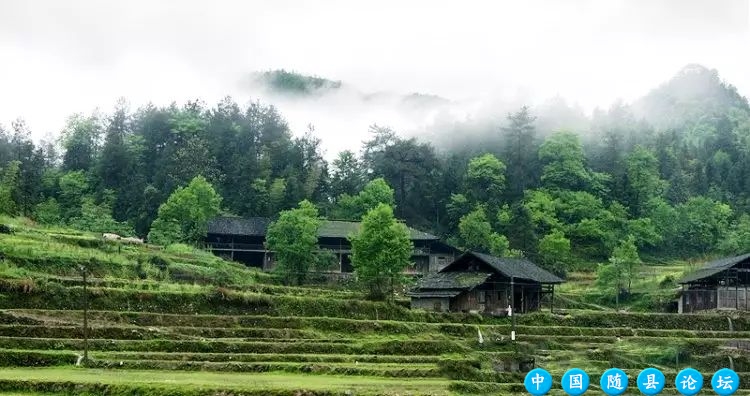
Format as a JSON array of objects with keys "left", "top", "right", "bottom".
[
  {"left": 407, "top": 251, "right": 564, "bottom": 314},
  {"left": 678, "top": 253, "right": 750, "bottom": 313}
]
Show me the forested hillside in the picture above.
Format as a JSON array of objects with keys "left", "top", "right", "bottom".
[{"left": 1, "top": 64, "right": 749, "bottom": 276}]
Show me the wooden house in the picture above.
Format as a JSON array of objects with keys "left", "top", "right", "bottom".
[
  {"left": 408, "top": 251, "right": 563, "bottom": 314},
  {"left": 204, "top": 216, "right": 459, "bottom": 274},
  {"left": 678, "top": 253, "right": 750, "bottom": 313}
]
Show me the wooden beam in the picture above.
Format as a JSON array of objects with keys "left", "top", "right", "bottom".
[{"left": 550, "top": 285, "right": 554, "bottom": 313}]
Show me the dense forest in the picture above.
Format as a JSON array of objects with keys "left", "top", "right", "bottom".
[{"left": 2, "top": 64, "right": 750, "bottom": 275}]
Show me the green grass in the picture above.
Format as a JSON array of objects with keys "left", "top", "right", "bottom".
[
  {"left": 2, "top": 217, "right": 749, "bottom": 394},
  {"left": 0, "top": 367, "right": 451, "bottom": 394}
]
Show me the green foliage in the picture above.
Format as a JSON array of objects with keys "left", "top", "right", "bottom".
[
  {"left": 539, "top": 132, "right": 591, "bottom": 191},
  {"left": 465, "top": 153, "right": 505, "bottom": 203},
  {"left": 538, "top": 230, "right": 571, "bottom": 276},
  {"left": 69, "top": 197, "right": 132, "bottom": 235},
  {"left": 718, "top": 213, "right": 750, "bottom": 253},
  {"left": 265, "top": 200, "right": 322, "bottom": 285},
  {"left": 458, "top": 206, "right": 508, "bottom": 256},
  {"left": 673, "top": 196, "right": 732, "bottom": 254},
  {"left": 147, "top": 218, "right": 183, "bottom": 246},
  {"left": 350, "top": 203, "right": 412, "bottom": 300},
  {"left": 597, "top": 236, "right": 641, "bottom": 305},
  {"left": 0, "top": 160, "right": 21, "bottom": 215},
  {"left": 332, "top": 178, "right": 395, "bottom": 220},
  {"left": 33, "top": 197, "right": 61, "bottom": 224},
  {"left": 148, "top": 175, "right": 222, "bottom": 244},
  {"left": 502, "top": 106, "right": 537, "bottom": 197},
  {"left": 58, "top": 170, "right": 89, "bottom": 221},
  {"left": 625, "top": 146, "right": 668, "bottom": 217}
]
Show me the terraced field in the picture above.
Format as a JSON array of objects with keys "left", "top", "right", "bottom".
[
  {"left": 0, "top": 222, "right": 748, "bottom": 395},
  {"left": 0, "top": 290, "right": 749, "bottom": 395}
]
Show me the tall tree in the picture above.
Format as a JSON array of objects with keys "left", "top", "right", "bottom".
[
  {"left": 458, "top": 206, "right": 509, "bottom": 256},
  {"left": 60, "top": 114, "right": 101, "bottom": 172},
  {"left": 624, "top": 146, "right": 667, "bottom": 217},
  {"left": 465, "top": 153, "right": 506, "bottom": 205},
  {"left": 330, "top": 150, "right": 365, "bottom": 199},
  {"left": 265, "top": 200, "right": 322, "bottom": 285},
  {"left": 0, "top": 161, "right": 21, "bottom": 215},
  {"left": 97, "top": 102, "right": 135, "bottom": 220},
  {"left": 501, "top": 106, "right": 538, "bottom": 198},
  {"left": 147, "top": 175, "right": 222, "bottom": 244},
  {"left": 539, "top": 132, "right": 591, "bottom": 191},
  {"left": 332, "top": 178, "right": 395, "bottom": 220},
  {"left": 350, "top": 203, "right": 413, "bottom": 300}
]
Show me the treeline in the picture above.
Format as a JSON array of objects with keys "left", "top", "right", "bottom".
[{"left": 1, "top": 65, "right": 750, "bottom": 275}]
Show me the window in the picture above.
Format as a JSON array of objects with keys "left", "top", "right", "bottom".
[
  {"left": 478, "top": 291, "right": 486, "bottom": 304},
  {"left": 433, "top": 301, "right": 442, "bottom": 311}
]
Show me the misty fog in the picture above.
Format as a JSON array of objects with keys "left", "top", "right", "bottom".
[{"left": 1, "top": 0, "right": 749, "bottom": 158}]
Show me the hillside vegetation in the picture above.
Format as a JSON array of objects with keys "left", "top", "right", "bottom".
[{"left": 0, "top": 219, "right": 748, "bottom": 395}]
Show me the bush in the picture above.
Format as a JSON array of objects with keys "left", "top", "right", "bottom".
[{"left": 437, "top": 358, "right": 482, "bottom": 380}]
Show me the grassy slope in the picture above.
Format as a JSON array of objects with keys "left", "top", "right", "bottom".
[{"left": 0, "top": 217, "right": 748, "bottom": 395}]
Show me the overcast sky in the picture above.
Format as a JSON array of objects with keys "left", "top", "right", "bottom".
[{"left": 1, "top": 0, "right": 749, "bottom": 156}]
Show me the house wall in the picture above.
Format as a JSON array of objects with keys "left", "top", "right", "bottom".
[
  {"left": 681, "top": 289, "right": 717, "bottom": 313},
  {"left": 718, "top": 287, "right": 749, "bottom": 310},
  {"left": 429, "top": 254, "right": 456, "bottom": 272},
  {"left": 445, "top": 282, "right": 542, "bottom": 314},
  {"left": 411, "top": 297, "right": 450, "bottom": 312}
]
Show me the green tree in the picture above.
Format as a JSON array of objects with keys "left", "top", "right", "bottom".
[
  {"left": 458, "top": 206, "right": 509, "bottom": 256},
  {"left": 147, "top": 175, "right": 222, "bottom": 244},
  {"left": 673, "top": 196, "right": 732, "bottom": 255},
  {"left": 539, "top": 132, "right": 591, "bottom": 191},
  {"left": 332, "top": 178, "right": 395, "bottom": 220},
  {"left": 502, "top": 106, "right": 538, "bottom": 197},
  {"left": 265, "top": 200, "right": 322, "bottom": 285},
  {"left": 330, "top": 150, "right": 364, "bottom": 198},
  {"left": 625, "top": 147, "right": 667, "bottom": 217},
  {"left": 597, "top": 236, "right": 641, "bottom": 307},
  {"left": 33, "top": 198, "right": 61, "bottom": 224},
  {"left": 538, "top": 230, "right": 572, "bottom": 276},
  {"left": 70, "top": 197, "right": 132, "bottom": 235},
  {"left": 60, "top": 114, "right": 101, "bottom": 172},
  {"left": 350, "top": 203, "right": 413, "bottom": 300},
  {"left": 0, "top": 161, "right": 21, "bottom": 215},
  {"left": 58, "top": 171, "right": 89, "bottom": 221},
  {"left": 146, "top": 218, "right": 183, "bottom": 246},
  {"left": 719, "top": 214, "right": 750, "bottom": 254},
  {"left": 465, "top": 153, "right": 506, "bottom": 204}
]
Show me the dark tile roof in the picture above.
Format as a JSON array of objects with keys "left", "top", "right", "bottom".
[
  {"left": 207, "top": 217, "right": 438, "bottom": 241},
  {"left": 320, "top": 220, "right": 438, "bottom": 240},
  {"left": 679, "top": 253, "right": 750, "bottom": 284},
  {"left": 413, "top": 271, "right": 492, "bottom": 291},
  {"left": 406, "top": 289, "right": 464, "bottom": 298},
  {"left": 455, "top": 252, "right": 564, "bottom": 284},
  {"left": 207, "top": 217, "right": 271, "bottom": 236}
]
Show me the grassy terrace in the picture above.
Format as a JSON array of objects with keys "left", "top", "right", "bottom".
[{"left": 0, "top": 219, "right": 749, "bottom": 394}]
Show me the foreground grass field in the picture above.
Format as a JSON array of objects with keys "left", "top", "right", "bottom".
[
  {"left": 0, "top": 218, "right": 748, "bottom": 395},
  {"left": 0, "top": 368, "right": 452, "bottom": 395}
]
